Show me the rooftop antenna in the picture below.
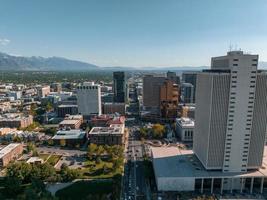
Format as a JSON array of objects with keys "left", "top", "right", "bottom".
[{"left": 229, "top": 43, "right": 233, "bottom": 52}]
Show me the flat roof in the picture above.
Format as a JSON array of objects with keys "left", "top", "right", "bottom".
[
  {"left": 58, "top": 104, "right": 78, "bottom": 108},
  {"left": 176, "top": 118, "right": 195, "bottom": 127},
  {"left": 89, "top": 124, "right": 124, "bottom": 135},
  {"left": 27, "top": 157, "right": 44, "bottom": 163},
  {"left": 0, "top": 143, "right": 21, "bottom": 159},
  {"left": 60, "top": 120, "right": 80, "bottom": 125},
  {"left": 52, "top": 130, "right": 86, "bottom": 140},
  {"left": 152, "top": 147, "right": 267, "bottom": 179}
]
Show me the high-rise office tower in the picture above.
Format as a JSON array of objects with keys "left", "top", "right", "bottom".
[
  {"left": 160, "top": 80, "right": 179, "bottom": 118},
  {"left": 77, "top": 82, "right": 102, "bottom": 116},
  {"left": 180, "top": 82, "right": 194, "bottom": 103},
  {"left": 113, "top": 71, "right": 127, "bottom": 103},
  {"left": 143, "top": 75, "right": 166, "bottom": 110},
  {"left": 182, "top": 71, "right": 197, "bottom": 103},
  {"left": 167, "top": 71, "right": 180, "bottom": 85},
  {"left": 194, "top": 51, "right": 267, "bottom": 173}
]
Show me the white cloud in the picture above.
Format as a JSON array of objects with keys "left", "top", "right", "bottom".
[{"left": 0, "top": 38, "right": 10, "bottom": 46}]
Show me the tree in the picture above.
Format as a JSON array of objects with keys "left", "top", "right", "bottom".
[
  {"left": 4, "top": 176, "right": 22, "bottom": 197},
  {"left": 45, "top": 102, "right": 53, "bottom": 112},
  {"left": 60, "top": 164, "right": 80, "bottom": 182},
  {"left": 13, "top": 135, "right": 22, "bottom": 142},
  {"left": 6, "top": 162, "right": 32, "bottom": 183},
  {"left": 152, "top": 124, "right": 165, "bottom": 138},
  {"left": 87, "top": 143, "right": 98, "bottom": 160}
]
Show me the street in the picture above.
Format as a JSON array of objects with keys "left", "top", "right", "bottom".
[{"left": 122, "top": 125, "right": 148, "bottom": 200}]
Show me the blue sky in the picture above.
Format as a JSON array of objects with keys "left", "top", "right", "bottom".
[{"left": 0, "top": 0, "right": 267, "bottom": 67}]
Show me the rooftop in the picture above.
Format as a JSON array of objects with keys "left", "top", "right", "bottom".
[
  {"left": 89, "top": 124, "right": 124, "bottom": 135},
  {"left": 52, "top": 129, "right": 86, "bottom": 140},
  {"left": 58, "top": 104, "right": 78, "bottom": 108},
  {"left": 0, "top": 113, "right": 32, "bottom": 121},
  {"left": 59, "top": 119, "right": 80, "bottom": 125},
  {"left": 152, "top": 147, "right": 267, "bottom": 179},
  {"left": 176, "top": 117, "right": 195, "bottom": 127},
  {"left": 0, "top": 143, "right": 22, "bottom": 159},
  {"left": 27, "top": 157, "right": 44, "bottom": 164}
]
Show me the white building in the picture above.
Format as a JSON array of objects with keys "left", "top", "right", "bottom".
[
  {"left": 152, "top": 147, "right": 267, "bottom": 193},
  {"left": 152, "top": 51, "right": 267, "bottom": 194},
  {"left": 175, "top": 117, "right": 194, "bottom": 142},
  {"left": 77, "top": 82, "right": 102, "bottom": 116},
  {"left": 37, "top": 85, "right": 50, "bottom": 98},
  {"left": 194, "top": 51, "right": 267, "bottom": 173}
]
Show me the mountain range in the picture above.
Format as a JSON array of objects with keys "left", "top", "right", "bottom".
[{"left": 0, "top": 52, "right": 266, "bottom": 71}]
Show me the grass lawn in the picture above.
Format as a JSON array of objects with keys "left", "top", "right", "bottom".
[
  {"left": 38, "top": 154, "right": 50, "bottom": 161},
  {"left": 80, "top": 160, "right": 123, "bottom": 178},
  {"left": 46, "top": 154, "right": 61, "bottom": 166},
  {"left": 55, "top": 180, "right": 113, "bottom": 200}
]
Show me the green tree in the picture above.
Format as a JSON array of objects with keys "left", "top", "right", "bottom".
[
  {"left": 45, "top": 102, "right": 53, "bottom": 112},
  {"left": 4, "top": 176, "right": 22, "bottom": 198},
  {"left": 87, "top": 143, "right": 98, "bottom": 160}
]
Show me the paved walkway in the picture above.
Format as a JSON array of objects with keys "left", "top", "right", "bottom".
[{"left": 46, "top": 182, "right": 74, "bottom": 196}]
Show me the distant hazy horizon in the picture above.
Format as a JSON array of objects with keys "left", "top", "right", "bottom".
[{"left": 0, "top": 0, "right": 267, "bottom": 67}]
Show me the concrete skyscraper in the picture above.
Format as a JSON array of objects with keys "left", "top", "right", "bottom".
[
  {"left": 113, "top": 71, "right": 127, "bottom": 103},
  {"left": 77, "top": 82, "right": 102, "bottom": 116},
  {"left": 194, "top": 51, "right": 267, "bottom": 173}
]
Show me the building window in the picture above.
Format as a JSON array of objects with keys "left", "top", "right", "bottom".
[{"left": 234, "top": 59, "right": 239, "bottom": 61}]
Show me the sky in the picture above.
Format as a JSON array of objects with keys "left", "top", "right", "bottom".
[{"left": 0, "top": 0, "right": 267, "bottom": 67}]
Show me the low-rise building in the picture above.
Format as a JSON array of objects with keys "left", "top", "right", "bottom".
[
  {"left": 57, "top": 104, "right": 78, "bottom": 118},
  {"left": 0, "top": 128, "right": 17, "bottom": 136},
  {"left": 102, "top": 102, "right": 126, "bottom": 115},
  {"left": 175, "top": 117, "right": 194, "bottom": 142},
  {"left": 88, "top": 124, "right": 125, "bottom": 145},
  {"left": 152, "top": 147, "right": 267, "bottom": 194},
  {"left": 0, "top": 113, "right": 33, "bottom": 128},
  {"left": 0, "top": 143, "right": 23, "bottom": 167},
  {"left": 52, "top": 129, "right": 86, "bottom": 147},
  {"left": 59, "top": 115, "right": 83, "bottom": 129},
  {"left": 27, "top": 157, "right": 44, "bottom": 164}
]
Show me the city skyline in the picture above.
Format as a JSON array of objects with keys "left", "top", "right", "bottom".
[{"left": 0, "top": 0, "right": 267, "bottom": 67}]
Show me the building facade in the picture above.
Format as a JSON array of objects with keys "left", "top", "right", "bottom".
[
  {"left": 160, "top": 80, "right": 179, "bottom": 119},
  {"left": 0, "top": 113, "right": 33, "bottom": 128},
  {"left": 77, "top": 82, "right": 102, "bottom": 116},
  {"left": 113, "top": 71, "right": 127, "bottom": 103},
  {"left": 88, "top": 124, "right": 125, "bottom": 145},
  {"left": 182, "top": 72, "right": 198, "bottom": 103},
  {"left": 102, "top": 102, "right": 126, "bottom": 115},
  {"left": 0, "top": 143, "right": 23, "bottom": 167},
  {"left": 175, "top": 117, "right": 194, "bottom": 142},
  {"left": 57, "top": 104, "right": 78, "bottom": 118},
  {"left": 194, "top": 51, "right": 267, "bottom": 172},
  {"left": 180, "top": 83, "right": 194, "bottom": 103},
  {"left": 143, "top": 75, "right": 166, "bottom": 110}
]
